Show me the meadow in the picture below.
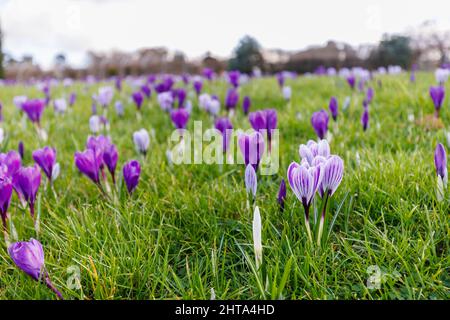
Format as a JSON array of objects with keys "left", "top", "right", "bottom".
[{"left": 0, "top": 71, "right": 448, "bottom": 300}]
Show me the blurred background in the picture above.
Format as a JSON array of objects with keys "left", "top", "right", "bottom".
[{"left": 0, "top": 0, "right": 449, "bottom": 79}]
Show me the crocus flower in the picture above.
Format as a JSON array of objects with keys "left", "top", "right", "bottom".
[
  {"left": 8, "top": 239, "right": 63, "bottom": 299},
  {"left": 361, "top": 108, "right": 369, "bottom": 131},
  {"left": 174, "top": 88, "right": 187, "bottom": 108},
  {"left": 245, "top": 164, "right": 257, "bottom": 198},
  {"left": 287, "top": 161, "right": 323, "bottom": 243},
  {"left": 89, "top": 115, "right": 101, "bottom": 133},
  {"left": 282, "top": 86, "right": 291, "bottom": 101},
  {"left": 366, "top": 87, "right": 374, "bottom": 104},
  {"left": 228, "top": 71, "right": 240, "bottom": 88},
  {"left": 252, "top": 206, "right": 262, "bottom": 268},
  {"left": 249, "top": 109, "right": 278, "bottom": 151},
  {"left": 12, "top": 165, "right": 41, "bottom": 218},
  {"left": 14, "top": 96, "right": 27, "bottom": 109},
  {"left": 32, "top": 147, "right": 56, "bottom": 182},
  {"left": 18, "top": 141, "right": 25, "bottom": 160},
  {"left": 132, "top": 91, "right": 144, "bottom": 110},
  {"left": 346, "top": 75, "right": 356, "bottom": 89},
  {"left": 123, "top": 160, "right": 141, "bottom": 194},
  {"left": 329, "top": 97, "right": 338, "bottom": 121},
  {"left": 52, "top": 99, "right": 66, "bottom": 116},
  {"left": 141, "top": 85, "right": 151, "bottom": 99},
  {"left": 74, "top": 149, "right": 102, "bottom": 185},
  {"left": 299, "top": 139, "right": 330, "bottom": 165},
  {"left": 115, "top": 101, "right": 124, "bottom": 116},
  {"left": 170, "top": 108, "right": 190, "bottom": 129},
  {"left": 215, "top": 117, "right": 233, "bottom": 152},
  {"left": 238, "top": 131, "right": 265, "bottom": 171},
  {"left": 276, "top": 72, "right": 285, "bottom": 88},
  {"left": 242, "top": 96, "right": 251, "bottom": 115},
  {"left": 86, "top": 135, "right": 112, "bottom": 163},
  {"left": 277, "top": 179, "right": 286, "bottom": 211},
  {"left": 133, "top": 129, "right": 150, "bottom": 156},
  {"left": 430, "top": 86, "right": 445, "bottom": 118},
  {"left": 0, "top": 166, "right": 13, "bottom": 231},
  {"left": 115, "top": 76, "right": 122, "bottom": 91},
  {"left": 69, "top": 92, "right": 76, "bottom": 107},
  {"left": 102, "top": 144, "right": 118, "bottom": 184},
  {"left": 0, "top": 151, "right": 22, "bottom": 177},
  {"left": 203, "top": 68, "right": 214, "bottom": 80},
  {"left": 435, "top": 143, "right": 447, "bottom": 201},
  {"left": 225, "top": 88, "right": 239, "bottom": 110},
  {"left": 97, "top": 86, "right": 114, "bottom": 107},
  {"left": 157, "top": 92, "right": 173, "bottom": 111},
  {"left": 193, "top": 80, "right": 203, "bottom": 95},
  {"left": 21, "top": 99, "right": 45, "bottom": 125},
  {"left": 311, "top": 110, "right": 329, "bottom": 139}
]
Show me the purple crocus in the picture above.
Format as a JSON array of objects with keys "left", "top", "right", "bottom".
[
  {"left": 225, "top": 88, "right": 239, "bottom": 110},
  {"left": 243, "top": 96, "right": 251, "bottom": 115},
  {"left": 12, "top": 165, "right": 41, "bottom": 218},
  {"left": 228, "top": 71, "right": 240, "bottom": 88},
  {"left": 215, "top": 117, "right": 233, "bottom": 152},
  {"left": 0, "top": 150, "right": 22, "bottom": 177},
  {"left": 238, "top": 131, "right": 265, "bottom": 171},
  {"left": 329, "top": 97, "right": 338, "bottom": 121},
  {"left": 430, "top": 86, "right": 445, "bottom": 118},
  {"left": 193, "top": 80, "right": 203, "bottom": 95},
  {"left": 249, "top": 109, "right": 278, "bottom": 151},
  {"left": 203, "top": 68, "right": 214, "bottom": 81},
  {"left": 276, "top": 72, "right": 285, "bottom": 88},
  {"left": 74, "top": 149, "right": 102, "bottom": 185},
  {"left": 0, "top": 167, "right": 13, "bottom": 231},
  {"left": 141, "top": 85, "right": 151, "bottom": 99},
  {"left": 434, "top": 143, "right": 447, "bottom": 181},
  {"left": 277, "top": 179, "right": 287, "bottom": 211},
  {"left": 21, "top": 99, "right": 45, "bottom": 125},
  {"left": 174, "top": 88, "right": 187, "bottom": 108},
  {"left": 32, "top": 147, "right": 56, "bottom": 182},
  {"left": 97, "top": 86, "right": 114, "bottom": 108},
  {"left": 361, "top": 108, "right": 369, "bottom": 131},
  {"left": 311, "top": 110, "right": 329, "bottom": 139},
  {"left": 170, "top": 108, "right": 190, "bottom": 129},
  {"left": 346, "top": 75, "right": 356, "bottom": 89},
  {"left": 366, "top": 87, "right": 374, "bottom": 104},
  {"left": 102, "top": 144, "right": 118, "bottom": 184},
  {"left": 69, "top": 92, "right": 76, "bottom": 107},
  {"left": 132, "top": 91, "right": 144, "bottom": 110},
  {"left": 8, "top": 239, "right": 63, "bottom": 299},
  {"left": 123, "top": 160, "right": 141, "bottom": 195}
]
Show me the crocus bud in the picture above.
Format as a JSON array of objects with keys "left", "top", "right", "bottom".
[
  {"left": 32, "top": 147, "right": 56, "bottom": 182},
  {"left": 245, "top": 164, "right": 257, "bottom": 198},
  {"left": 242, "top": 96, "right": 251, "bottom": 115},
  {"left": 103, "top": 144, "right": 118, "bottom": 184},
  {"left": 434, "top": 143, "right": 448, "bottom": 202},
  {"left": 0, "top": 167, "right": 13, "bottom": 231},
  {"left": 18, "top": 141, "right": 25, "bottom": 160},
  {"left": 282, "top": 86, "right": 291, "bottom": 101},
  {"left": 115, "top": 101, "right": 124, "bottom": 117},
  {"left": 430, "top": 86, "right": 445, "bottom": 118},
  {"left": 132, "top": 91, "right": 144, "bottom": 110},
  {"left": 329, "top": 97, "right": 338, "bottom": 121},
  {"left": 311, "top": 110, "right": 329, "bottom": 140},
  {"left": 238, "top": 131, "right": 265, "bottom": 172},
  {"left": 89, "top": 115, "right": 101, "bottom": 133},
  {"left": 193, "top": 80, "right": 203, "bottom": 95},
  {"left": 74, "top": 149, "right": 102, "bottom": 185},
  {"left": 133, "top": 129, "right": 150, "bottom": 156},
  {"left": 8, "top": 238, "right": 63, "bottom": 299},
  {"left": 123, "top": 160, "right": 141, "bottom": 195},
  {"left": 12, "top": 165, "right": 41, "bottom": 218},
  {"left": 277, "top": 179, "right": 286, "bottom": 210},
  {"left": 252, "top": 206, "right": 262, "bottom": 268},
  {"left": 361, "top": 108, "right": 369, "bottom": 131},
  {"left": 319, "top": 155, "right": 344, "bottom": 197},
  {"left": 21, "top": 99, "right": 45, "bottom": 125},
  {"left": 170, "top": 108, "right": 190, "bottom": 129}
]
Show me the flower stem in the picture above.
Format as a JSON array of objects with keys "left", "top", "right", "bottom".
[
  {"left": 317, "top": 192, "right": 330, "bottom": 247},
  {"left": 45, "top": 273, "right": 64, "bottom": 300},
  {"left": 302, "top": 203, "right": 313, "bottom": 244}
]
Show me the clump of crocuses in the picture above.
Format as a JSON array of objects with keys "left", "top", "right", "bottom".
[
  {"left": 288, "top": 139, "right": 344, "bottom": 246},
  {"left": 8, "top": 238, "right": 63, "bottom": 299}
]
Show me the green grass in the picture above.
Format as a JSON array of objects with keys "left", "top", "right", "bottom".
[{"left": 0, "top": 73, "right": 448, "bottom": 300}]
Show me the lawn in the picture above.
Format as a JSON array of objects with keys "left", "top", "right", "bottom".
[{"left": 0, "top": 72, "right": 448, "bottom": 299}]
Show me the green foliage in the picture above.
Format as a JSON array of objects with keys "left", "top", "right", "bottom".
[{"left": 228, "top": 35, "right": 265, "bottom": 74}]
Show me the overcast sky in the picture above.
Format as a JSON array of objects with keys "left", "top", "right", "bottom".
[{"left": 1, "top": 0, "right": 449, "bottom": 69}]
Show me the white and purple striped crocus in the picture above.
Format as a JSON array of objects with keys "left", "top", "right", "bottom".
[{"left": 245, "top": 164, "right": 257, "bottom": 200}]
